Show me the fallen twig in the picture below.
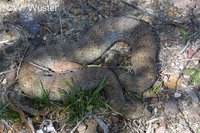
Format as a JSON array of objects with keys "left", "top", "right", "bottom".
[
  {"left": 16, "top": 43, "right": 29, "bottom": 77},
  {"left": 180, "top": 32, "right": 198, "bottom": 54},
  {"left": 0, "top": 69, "right": 15, "bottom": 76},
  {"left": 146, "top": 117, "right": 159, "bottom": 124},
  {"left": 122, "top": 0, "right": 184, "bottom": 26},
  {"left": 27, "top": 118, "right": 36, "bottom": 133},
  {"left": 80, "top": 0, "right": 88, "bottom": 15},
  {"left": 57, "top": 8, "right": 63, "bottom": 45},
  {"left": 70, "top": 115, "right": 87, "bottom": 133},
  {"left": 28, "top": 62, "right": 54, "bottom": 73},
  {"left": 158, "top": 58, "right": 199, "bottom": 64},
  {"left": 175, "top": 47, "right": 199, "bottom": 89},
  {"left": 83, "top": 0, "right": 107, "bottom": 18},
  {"left": 0, "top": 40, "right": 10, "bottom": 44},
  {"left": 146, "top": 117, "right": 160, "bottom": 133},
  {"left": 92, "top": 115, "right": 109, "bottom": 133}
]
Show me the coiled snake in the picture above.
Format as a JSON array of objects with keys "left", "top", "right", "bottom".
[{"left": 18, "top": 17, "right": 158, "bottom": 119}]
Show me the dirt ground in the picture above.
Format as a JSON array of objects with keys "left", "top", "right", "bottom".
[{"left": 0, "top": 0, "right": 200, "bottom": 133}]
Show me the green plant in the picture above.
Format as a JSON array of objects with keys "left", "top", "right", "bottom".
[
  {"left": 0, "top": 104, "right": 20, "bottom": 123},
  {"left": 152, "top": 81, "right": 163, "bottom": 93},
  {"left": 184, "top": 67, "right": 200, "bottom": 85},
  {"left": 179, "top": 27, "right": 189, "bottom": 41},
  {"left": 197, "top": 128, "right": 200, "bottom": 133},
  {"left": 63, "top": 77, "right": 108, "bottom": 122},
  {"left": 22, "top": 80, "right": 51, "bottom": 110},
  {"left": 127, "top": 92, "right": 143, "bottom": 101}
]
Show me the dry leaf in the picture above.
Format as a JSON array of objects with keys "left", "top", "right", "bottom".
[
  {"left": 164, "top": 75, "right": 185, "bottom": 90},
  {"left": 85, "top": 120, "right": 97, "bottom": 133},
  {"left": 0, "top": 124, "right": 5, "bottom": 132},
  {"left": 12, "top": 123, "right": 23, "bottom": 132},
  {"left": 77, "top": 123, "right": 86, "bottom": 133},
  {"left": 167, "top": 10, "right": 175, "bottom": 17},
  {"left": 187, "top": 47, "right": 195, "bottom": 58}
]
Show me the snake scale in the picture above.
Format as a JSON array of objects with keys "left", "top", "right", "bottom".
[{"left": 18, "top": 17, "right": 158, "bottom": 119}]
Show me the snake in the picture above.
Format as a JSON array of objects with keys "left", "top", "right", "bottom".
[{"left": 18, "top": 17, "right": 158, "bottom": 119}]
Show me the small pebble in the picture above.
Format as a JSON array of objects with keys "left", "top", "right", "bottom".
[
  {"left": 77, "top": 123, "right": 86, "bottom": 133},
  {"left": 171, "top": 62, "right": 175, "bottom": 67},
  {"left": 183, "top": 75, "right": 190, "bottom": 79},
  {"left": 194, "top": 61, "right": 199, "bottom": 65},
  {"left": 163, "top": 76, "right": 168, "bottom": 83},
  {"left": 1, "top": 78, "right": 7, "bottom": 84},
  {"left": 174, "top": 92, "right": 182, "bottom": 98},
  {"left": 43, "top": 35, "right": 48, "bottom": 41},
  {"left": 175, "top": 62, "right": 179, "bottom": 65},
  {"left": 179, "top": 64, "right": 184, "bottom": 70}
]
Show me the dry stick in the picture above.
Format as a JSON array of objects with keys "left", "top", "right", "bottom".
[
  {"left": 158, "top": 58, "right": 199, "bottom": 64},
  {"left": 16, "top": 43, "right": 29, "bottom": 77},
  {"left": 122, "top": 0, "right": 184, "bottom": 26},
  {"left": 180, "top": 32, "right": 198, "bottom": 54},
  {"left": 180, "top": 37, "right": 191, "bottom": 54},
  {"left": 80, "top": 0, "right": 88, "bottom": 15},
  {"left": 27, "top": 118, "right": 35, "bottom": 133},
  {"left": 60, "top": 124, "right": 67, "bottom": 132},
  {"left": 0, "top": 40, "right": 10, "bottom": 44},
  {"left": 28, "top": 62, "right": 54, "bottom": 73},
  {"left": 70, "top": 115, "right": 87, "bottom": 133},
  {"left": 146, "top": 117, "right": 159, "bottom": 124},
  {"left": 146, "top": 122, "right": 153, "bottom": 133},
  {"left": 58, "top": 9, "right": 63, "bottom": 45},
  {"left": 0, "top": 69, "right": 15, "bottom": 76},
  {"left": 146, "top": 118, "right": 161, "bottom": 133},
  {"left": 175, "top": 48, "right": 200, "bottom": 90},
  {"left": 92, "top": 115, "right": 109, "bottom": 133},
  {"left": 83, "top": 0, "right": 107, "bottom": 18}
]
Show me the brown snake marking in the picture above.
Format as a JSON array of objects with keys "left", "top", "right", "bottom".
[{"left": 18, "top": 17, "right": 158, "bottom": 119}]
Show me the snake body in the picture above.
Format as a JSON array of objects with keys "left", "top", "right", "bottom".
[{"left": 18, "top": 17, "right": 158, "bottom": 119}]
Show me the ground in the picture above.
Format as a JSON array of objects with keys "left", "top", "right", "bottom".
[{"left": 0, "top": 0, "right": 200, "bottom": 133}]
